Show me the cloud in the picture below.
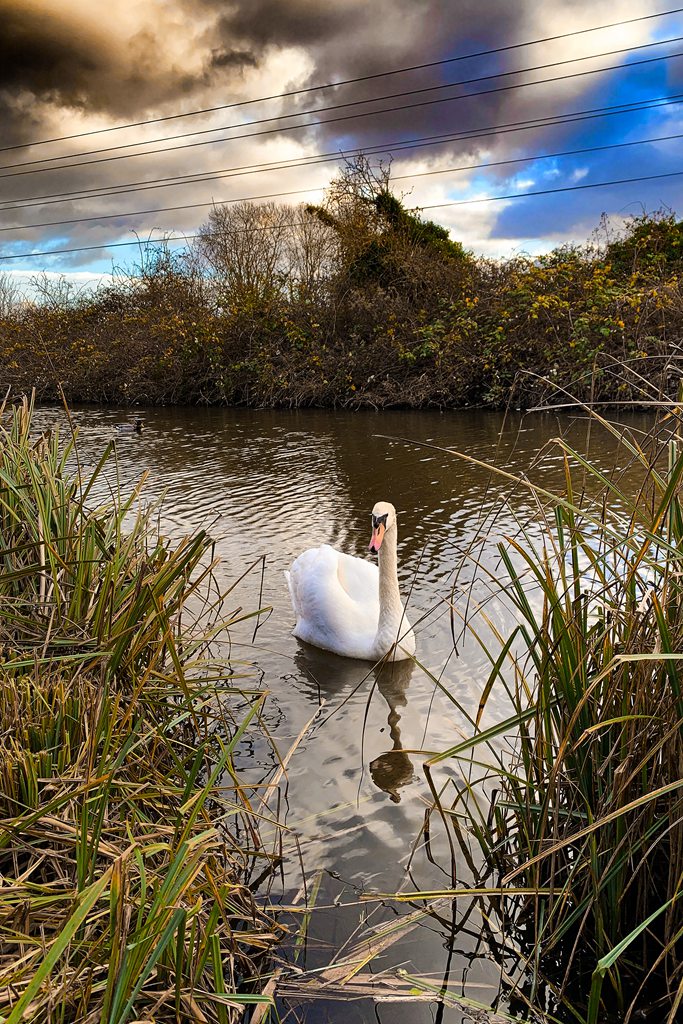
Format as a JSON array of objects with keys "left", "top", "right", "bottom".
[
  {"left": 0, "top": 2, "right": 104, "bottom": 110},
  {"left": 0, "top": 0, "right": 682, "bottom": 272},
  {"left": 0, "top": 0, "right": 257, "bottom": 135},
  {"left": 210, "top": 49, "right": 259, "bottom": 71}
]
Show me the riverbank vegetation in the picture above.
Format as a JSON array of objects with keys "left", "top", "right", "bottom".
[
  {"left": 420, "top": 409, "right": 683, "bottom": 1022},
  {"left": 1, "top": 159, "right": 682, "bottom": 410},
  {"left": 0, "top": 397, "right": 285, "bottom": 1022}
]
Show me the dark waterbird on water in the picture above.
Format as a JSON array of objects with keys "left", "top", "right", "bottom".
[{"left": 115, "top": 417, "right": 144, "bottom": 435}]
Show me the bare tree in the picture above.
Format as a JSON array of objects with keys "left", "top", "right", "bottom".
[
  {"left": 324, "top": 154, "right": 395, "bottom": 209},
  {"left": 0, "top": 271, "right": 21, "bottom": 318},
  {"left": 196, "top": 201, "right": 292, "bottom": 302},
  {"left": 30, "top": 272, "right": 86, "bottom": 311},
  {"left": 285, "top": 205, "right": 338, "bottom": 299}
]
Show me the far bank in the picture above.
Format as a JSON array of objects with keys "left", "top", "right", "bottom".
[{"left": 2, "top": 170, "right": 681, "bottom": 411}]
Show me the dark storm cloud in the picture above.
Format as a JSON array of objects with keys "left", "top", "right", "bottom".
[
  {"left": 0, "top": 0, "right": 258, "bottom": 142},
  {"left": 201, "top": 0, "right": 529, "bottom": 148},
  {"left": 0, "top": 0, "right": 675, "bottom": 268},
  {"left": 216, "top": 0, "right": 355, "bottom": 48},
  {"left": 0, "top": 1, "right": 107, "bottom": 144},
  {"left": 0, "top": 0, "right": 532, "bottom": 176},
  {"left": 0, "top": 0, "right": 608, "bottom": 152},
  {"left": 0, "top": 3, "right": 100, "bottom": 100},
  {"left": 203, "top": 0, "right": 522, "bottom": 69},
  {"left": 210, "top": 49, "right": 258, "bottom": 70}
]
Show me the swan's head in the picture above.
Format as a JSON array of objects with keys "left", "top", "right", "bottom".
[{"left": 369, "top": 501, "right": 396, "bottom": 553}]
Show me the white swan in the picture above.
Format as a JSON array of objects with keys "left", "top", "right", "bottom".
[{"left": 285, "top": 501, "right": 416, "bottom": 662}]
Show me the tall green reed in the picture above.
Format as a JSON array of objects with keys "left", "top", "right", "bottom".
[
  {"left": 0, "top": 397, "right": 284, "bottom": 1023},
  {"left": 424, "top": 411, "right": 683, "bottom": 1023}
]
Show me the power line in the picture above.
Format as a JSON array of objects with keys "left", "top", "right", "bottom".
[
  {"left": 421, "top": 168, "right": 683, "bottom": 208},
  {"left": 0, "top": 188, "right": 320, "bottom": 232},
  {"left": 5, "top": 6, "right": 683, "bottom": 155},
  {"left": 2, "top": 167, "right": 683, "bottom": 263},
  {"left": 397, "top": 131, "right": 683, "bottom": 182},
  {"left": 3, "top": 93, "right": 682, "bottom": 212},
  {"left": 0, "top": 236, "right": 196, "bottom": 263},
  {"left": 5, "top": 131, "right": 683, "bottom": 235},
  {"left": 4, "top": 35, "right": 682, "bottom": 171},
  {"left": 1, "top": 42, "right": 681, "bottom": 181}
]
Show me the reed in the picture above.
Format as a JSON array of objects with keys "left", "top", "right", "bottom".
[
  {"left": 0, "top": 397, "right": 284, "bottom": 1023},
  {"left": 424, "top": 408, "right": 683, "bottom": 1022}
]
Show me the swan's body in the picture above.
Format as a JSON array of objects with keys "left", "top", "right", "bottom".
[{"left": 285, "top": 502, "right": 416, "bottom": 661}]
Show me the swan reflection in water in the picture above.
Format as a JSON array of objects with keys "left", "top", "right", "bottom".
[
  {"left": 294, "top": 646, "right": 416, "bottom": 803},
  {"left": 370, "top": 659, "right": 415, "bottom": 803}
]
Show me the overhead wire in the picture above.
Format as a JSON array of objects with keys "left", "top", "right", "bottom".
[
  {"left": 2, "top": 93, "right": 681, "bottom": 213},
  {"left": 0, "top": 41, "right": 682, "bottom": 181},
  {"left": 5, "top": 5, "right": 682, "bottom": 154},
  {"left": 3, "top": 11, "right": 683, "bottom": 267},
  {"left": 4, "top": 129, "right": 683, "bottom": 235},
  {"left": 421, "top": 169, "right": 683, "bottom": 208},
  {"left": 3, "top": 167, "right": 683, "bottom": 262}
]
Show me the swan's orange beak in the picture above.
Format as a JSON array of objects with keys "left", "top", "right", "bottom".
[{"left": 369, "top": 523, "right": 385, "bottom": 552}]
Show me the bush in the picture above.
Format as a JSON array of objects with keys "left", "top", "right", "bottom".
[
  {"left": 0, "top": 397, "right": 284, "bottom": 1021},
  {"left": 2, "top": 187, "right": 683, "bottom": 409},
  {"left": 427, "top": 410, "right": 683, "bottom": 1022}
]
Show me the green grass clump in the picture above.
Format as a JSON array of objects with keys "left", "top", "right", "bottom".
[
  {"left": 427, "top": 411, "right": 683, "bottom": 1023},
  {"left": 0, "top": 398, "right": 284, "bottom": 1022}
]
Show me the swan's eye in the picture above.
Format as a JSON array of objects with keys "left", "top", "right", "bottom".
[{"left": 372, "top": 513, "right": 388, "bottom": 529}]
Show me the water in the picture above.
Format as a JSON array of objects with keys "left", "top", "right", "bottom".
[{"left": 33, "top": 403, "right": 654, "bottom": 1021}]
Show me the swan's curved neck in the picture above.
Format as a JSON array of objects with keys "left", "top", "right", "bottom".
[{"left": 376, "top": 526, "right": 404, "bottom": 641}]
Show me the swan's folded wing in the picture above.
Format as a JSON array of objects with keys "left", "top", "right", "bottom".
[
  {"left": 286, "top": 546, "right": 337, "bottom": 620},
  {"left": 334, "top": 549, "right": 379, "bottom": 604},
  {"left": 287, "top": 545, "right": 379, "bottom": 651}
]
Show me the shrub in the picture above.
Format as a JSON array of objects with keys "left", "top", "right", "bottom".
[
  {"left": 0, "top": 397, "right": 284, "bottom": 1021},
  {"left": 427, "top": 409, "right": 683, "bottom": 1022}
]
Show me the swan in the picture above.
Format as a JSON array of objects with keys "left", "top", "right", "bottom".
[{"left": 285, "top": 501, "right": 416, "bottom": 661}]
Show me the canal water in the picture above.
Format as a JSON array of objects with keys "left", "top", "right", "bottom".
[{"left": 33, "top": 404, "right": 654, "bottom": 1022}]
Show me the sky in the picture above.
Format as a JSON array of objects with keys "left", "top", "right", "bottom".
[{"left": 2, "top": 0, "right": 683, "bottom": 291}]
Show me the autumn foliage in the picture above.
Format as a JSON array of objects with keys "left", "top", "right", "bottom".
[{"left": 1, "top": 161, "right": 681, "bottom": 408}]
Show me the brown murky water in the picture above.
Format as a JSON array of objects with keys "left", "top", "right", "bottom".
[{"left": 34, "top": 404, "right": 654, "bottom": 1022}]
